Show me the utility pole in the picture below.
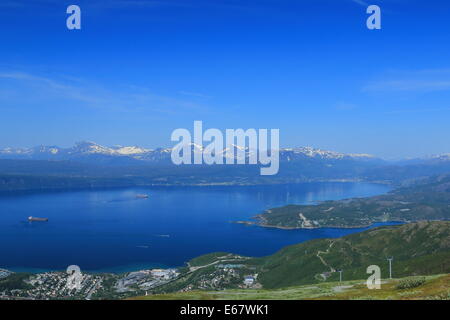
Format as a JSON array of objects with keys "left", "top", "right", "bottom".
[
  {"left": 387, "top": 257, "right": 394, "bottom": 279},
  {"left": 337, "top": 270, "right": 343, "bottom": 284}
]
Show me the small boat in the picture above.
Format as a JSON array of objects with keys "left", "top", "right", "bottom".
[
  {"left": 135, "top": 194, "right": 149, "bottom": 199},
  {"left": 28, "top": 216, "right": 48, "bottom": 222}
]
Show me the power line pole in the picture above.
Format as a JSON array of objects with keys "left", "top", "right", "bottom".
[{"left": 387, "top": 257, "right": 394, "bottom": 279}]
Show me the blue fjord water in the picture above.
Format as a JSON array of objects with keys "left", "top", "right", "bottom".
[{"left": 0, "top": 182, "right": 395, "bottom": 273}]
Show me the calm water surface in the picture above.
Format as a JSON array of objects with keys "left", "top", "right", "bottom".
[{"left": 0, "top": 182, "right": 394, "bottom": 272}]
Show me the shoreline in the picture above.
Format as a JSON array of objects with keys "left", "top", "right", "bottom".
[
  {"left": 1, "top": 263, "right": 179, "bottom": 275},
  {"left": 4, "top": 220, "right": 409, "bottom": 275},
  {"left": 233, "top": 219, "right": 407, "bottom": 230},
  {"left": 0, "top": 179, "right": 394, "bottom": 195}
]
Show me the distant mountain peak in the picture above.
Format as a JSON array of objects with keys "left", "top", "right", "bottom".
[
  {"left": 70, "top": 141, "right": 113, "bottom": 155},
  {"left": 283, "top": 146, "right": 375, "bottom": 160},
  {"left": 428, "top": 153, "right": 450, "bottom": 161},
  {"left": 112, "top": 145, "right": 152, "bottom": 155}
]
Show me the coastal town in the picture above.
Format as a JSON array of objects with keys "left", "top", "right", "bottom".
[
  {"left": 0, "top": 264, "right": 260, "bottom": 300},
  {"left": 0, "top": 267, "right": 180, "bottom": 300}
]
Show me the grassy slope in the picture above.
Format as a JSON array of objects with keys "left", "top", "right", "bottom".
[
  {"left": 132, "top": 274, "right": 450, "bottom": 300},
  {"left": 188, "top": 253, "right": 231, "bottom": 267}
]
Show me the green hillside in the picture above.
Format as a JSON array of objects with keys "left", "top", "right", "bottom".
[
  {"left": 255, "top": 221, "right": 450, "bottom": 288},
  {"left": 148, "top": 221, "right": 450, "bottom": 294}
]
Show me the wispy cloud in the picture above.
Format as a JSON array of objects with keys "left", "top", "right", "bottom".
[
  {"left": 87, "top": 0, "right": 185, "bottom": 9},
  {"left": 385, "top": 106, "right": 450, "bottom": 115},
  {"left": 351, "top": 0, "right": 369, "bottom": 7},
  {"left": 364, "top": 80, "right": 450, "bottom": 92},
  {"left": 0, "top": 0, "right": 184, "bottom": 10},
  {"left": 363, "top": 69, "right": 450, "bottom": 93},
  {"left": 0, "top": 0, "right": 292, "bottom": 17},
  {"left": 0, "top": 71, "right": 210, "bottom": 115}
]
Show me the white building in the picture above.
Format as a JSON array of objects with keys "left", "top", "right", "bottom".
[{"left": 243, "top": 276, "right": 255, "bottom": 286}]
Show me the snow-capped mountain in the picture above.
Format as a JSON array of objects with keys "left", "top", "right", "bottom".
[
  {"left": 280, "top": 147, "right": 375, "bottom": 162},
  {"left": 66, "top": 141, "right": 152, "bottom": 156},
  {"left": 0, "top": 141, "right": 164, "bottom": 163},
  {"left": 0, "top": 141, "right": 379, "bottom": 164}
]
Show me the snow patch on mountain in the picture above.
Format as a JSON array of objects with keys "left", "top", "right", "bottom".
[
  {"left": 282, "top": 147, "right": 375, "bottom": 160},
  {"left": 112, "top": 146, "right": 152, "bottom": 155}
]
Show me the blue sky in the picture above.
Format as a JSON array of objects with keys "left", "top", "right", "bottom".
[{"left": 0, "top": 0, "right": 450, "bottom": 158}]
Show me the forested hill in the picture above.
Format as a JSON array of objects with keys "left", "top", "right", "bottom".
[
  {"left": 245, "top": 174, "right": 450, "bottom": 229},
  {"left": 255, "top": 221, "right": 450, "bottom": 288}
]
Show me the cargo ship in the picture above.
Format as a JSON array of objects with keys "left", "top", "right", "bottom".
[{"left": 28, "top": 216, "right": 49, "bottom": 222}]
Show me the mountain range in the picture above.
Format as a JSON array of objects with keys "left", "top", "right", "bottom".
[
  {"left": 0, "top": 141, "right": 380, "bottom": 164},
  {"left": 2, "top": 141, "right": 450, "bottom": 164},
  {"left": 1, "top": 141, "right": 450, "bottom": 191},
  {"left": 0, "top": 141, "right": 171, "bottom": 163}
]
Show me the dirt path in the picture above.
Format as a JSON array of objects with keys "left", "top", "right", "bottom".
[{"left": 316, "top": 241, "right": 336, "bottom": 273}]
